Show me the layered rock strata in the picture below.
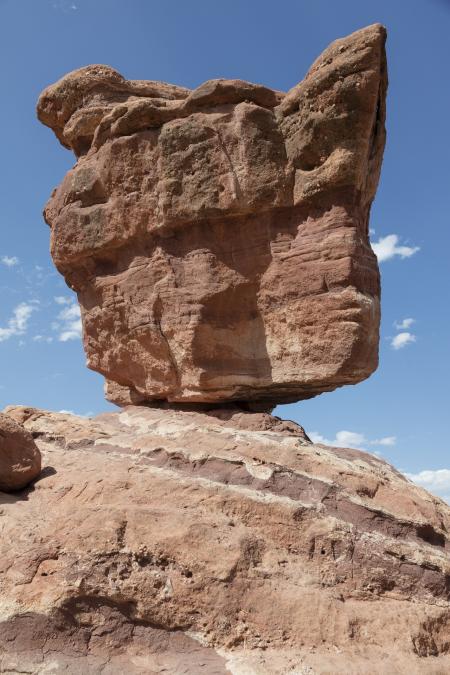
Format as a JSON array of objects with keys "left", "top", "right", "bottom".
[
  {"left": 1, "top": 405, "right": 449, "bottom": 673},
  {"left": 37, "top": 24, "right": 387, "bottom": 407},
  {"left": 0, "top": 412, "right": 41, "bottom": 491}
]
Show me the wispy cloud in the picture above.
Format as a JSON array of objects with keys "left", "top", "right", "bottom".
[
  {"left": 59, "top": 409, "right": 93, "bottom": 418},
  {"left": 371, "top": 234, "right": 420, "bottom": 263},
  {"left": 1, "top": 255, "right": 19, "bottom": 267},
  {"left": 394, "top": 317, "right": 415, "bottom": 330},
  {"left": 54, "top": 295, "right": 73, "bottom": 305},
  {"left": 33, "top": 334, "right": 54, "bottom": 344},
  {"left": 310, "top": 430, "right": 364, "bottom": 448},
  {"left": 370, "top": 436, "right": 397, "bottom": 446},
  {"left": 52, "top": 0, "right": 78, "bottom": 12},
  {"left": 406, "top": 469, "right": 450, "bottom": 504},
  {"left": 0, "top": 302, "right": 37, "bottom": 343},
  {"left": 53, "top": 299, "right": 82, "bottom": 341},
  {"left": 309, "top": 430, "right": 396, "bottom": 452},
  {"left": 391, "top": 332, "right": 416, "bottom": 350}
]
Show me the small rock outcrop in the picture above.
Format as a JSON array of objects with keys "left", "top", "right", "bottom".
[
  {"left": 0, "top": 405, "right": 449, "bottom": 673},
  {"left": 0, "top": 412, "right": 41, "bottom": 492},
  {"left": 37, "top": 24, "right": 387, "bottom": 407}
]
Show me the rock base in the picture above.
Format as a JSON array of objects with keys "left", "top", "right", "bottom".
[{"left": 1, "top": 405, "right": 449, "bottom": 673}]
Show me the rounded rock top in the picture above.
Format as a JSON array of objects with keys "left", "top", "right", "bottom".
[{"left": 0, "top": 412, "right": 42, "bottom": 492}]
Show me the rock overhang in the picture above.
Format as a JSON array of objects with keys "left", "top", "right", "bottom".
[{"left": 37, "top": 24, "right": 387, "bottom": 407}]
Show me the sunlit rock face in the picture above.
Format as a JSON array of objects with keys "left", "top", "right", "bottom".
[
  {"left": 1, "top": 405, "right": 450, "bottom": 673},
  {"left": 37, "top": 24, "right": 386, "bottom": 407}
]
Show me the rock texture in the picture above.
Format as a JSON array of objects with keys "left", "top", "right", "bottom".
[
  {"left": 37, "top": 24, "right": 387, "bottom": 407},
  {"left": 0, "top": 412, "right": 41, "bottom": 492},
  {"left": 1, "top": 405, "right": 449, "bottom": 673}
]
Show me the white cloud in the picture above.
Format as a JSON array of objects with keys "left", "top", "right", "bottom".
[
  {"left": 0, "top": 302, "right": 36, "bottom": 342},
  {"left": 59, "top": 409, "right": 93, "bottom": 418},
  {"left": 54, "top": 300, "right": 82, "bottom": 341},
  {"left": 310, "top": 430, "right": 366, "bottom": 449},
  {"left": 1, "top": 255, "right": 19, "bottom": 267},
  {"left": 391, "top": 332, "right": 416, "bottom": 350},
  {"left": 370, "top": 436, "right": 397, "bottom": 446},
  {"left": 54, "top": 296, "right": 73, "bottom": 305},
  {"left": 309, "top": 430, "right": 396, "bottom": 452},
  {"left": 371, "top": 234, "right": 420, "bottom": 263},
  {"left": 394, "top": 318, "right": 415, "bottom": 330},
  {"left": 59, "top": 324, "right": 82, "bottom": 342},
  {"left": 406, "top": 469, "right": 450, "bottom": 504},
  {"left": 33, "top": 334, "right": 54, "bottom": 344},
  {"left": 59, "top": 303, "right": 81, "bottom": 321},
  {"left": 333, "top": 430, "right": 366, "bottom": 448},
  {"left": 309, "top": 431, "right": 332, "bottom": 445},
  {"left": 52, "top": 1, "right": 78, "bottom": 11}
]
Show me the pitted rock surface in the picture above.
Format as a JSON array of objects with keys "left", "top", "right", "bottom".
[
  {"left": 0, "top": 412, "right": 41, "bottom": 492},
  {"left": 1, "top": 405, "right": 450, "bottom": 673},
  {"left": 37, "top": 24, "right": 387, "bottom": 407}
]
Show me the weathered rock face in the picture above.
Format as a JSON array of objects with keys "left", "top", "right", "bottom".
[
  {"left": 1, "top": 405, "right": 449, "bottom": 673},
  {"left": 0, "top": 412, "right": 41, "bottom": 491},
  {"left": 38, "top": 24, "right": 386, "bottom": 407}
]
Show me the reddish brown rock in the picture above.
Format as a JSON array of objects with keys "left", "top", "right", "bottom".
[
  {"left": 37, "top": 24, "right": 387, "bottom": 407},
  {"left": 0, "top": 404, "right": 449, "bottom": 673},
  {"left": 0, "top": 412, "right": 41, "bottom": 492}
]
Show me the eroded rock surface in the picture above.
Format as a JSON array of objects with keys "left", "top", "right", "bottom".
[
  {"left": 0, "top": 412, "right": 41, "bottom": 491},
  {"left": 37, "top": 24, "right": 387, "bottom": 407},
  {"left": 1, "top": 405, "right": 449, "bottom": 673}
]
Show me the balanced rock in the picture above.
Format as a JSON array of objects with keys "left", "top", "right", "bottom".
[
  {"left": 1, "top": 405, "right": 449, "bottom": 673},
  {"left": 0, "top": 412, "right": 41, "bottom": 492},
  {"left": 37, "top": 24, "right": 387, "bottom": 407}
]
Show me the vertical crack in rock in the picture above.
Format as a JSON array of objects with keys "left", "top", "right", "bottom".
[
  {"left": 153, "top": 294, "right": 180, "bottom": 388},
  {"left": 213, "top": 125, "right": 244, "bottom": 202}
]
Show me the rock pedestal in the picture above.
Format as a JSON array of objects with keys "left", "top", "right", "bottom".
[{"left": 0, "top": 405, "right": 449, "bottom": 673}]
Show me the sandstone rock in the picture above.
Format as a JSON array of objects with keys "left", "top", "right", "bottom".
[
  {"left": 37, "top": 24, "right": 387, "bottom": 407},
  {"left": 1, "top": 405, "right": 449, "bottom": 673},
  {"left": 0, "top": 412, "right": 41, "bottom": 492}
]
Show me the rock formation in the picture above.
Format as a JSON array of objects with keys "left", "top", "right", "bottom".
[
  {"left": 0, "top": 405, "right": 449, "bottom": 673},
  {"left": 0, "top": 412, "right": 41, "bottom": 491},
  {"left": 3, "top": 22, "right": 445, "bottom": 675},
  {"left": 37, "top": 23, "right": 387, "bottom": 407}
]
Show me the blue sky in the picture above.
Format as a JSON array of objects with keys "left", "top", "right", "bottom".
[{"left": 0, "top": 0, "right": 449, "bottom": 500}]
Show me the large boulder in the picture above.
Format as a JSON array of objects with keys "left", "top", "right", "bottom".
[
  {"left": 0, "top": 405, "right": 449, "bottom": 673},
  {"left": 37, "top": 24, "right": 387, "bottom": 407},
  {"left": 0, "top": 412, "right": 41, "bottom": 491}
]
